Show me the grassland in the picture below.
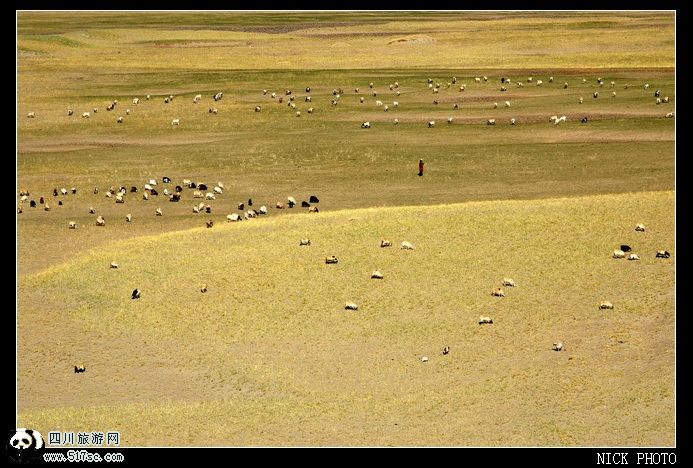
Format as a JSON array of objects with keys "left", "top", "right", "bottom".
[{"left": 16, "top": 11, "right": 675, "bottom": 446}]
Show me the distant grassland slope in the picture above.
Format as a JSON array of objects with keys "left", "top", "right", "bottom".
[
  {"left": 19, "top": 191, "right": 674, "bottom": 446},
  {"left": 17, "top": 11, "right": 674, "bottom": 71}
]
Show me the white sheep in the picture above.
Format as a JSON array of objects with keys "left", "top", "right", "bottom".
[
  {"left": 428, "top": 121, "right": 435, "bottom": 128},
  {"left": 155, "top": 208, "right": 163, "bottom": 216},
  {"left": 133, "top": 98, "right": 139, "bottom": 105},
  {"left": 628, "top": 253, "right": 640, "bottom": 261},
  {"left": 172, "top": 118, "right": 180, "bottom": 125},
  {"left": 371, "top": 270, "right": 383, "bottom": 279},
  {"left": 345, "top": 303, "right": 359, "bottom": 310},
  {"left": 502, "top": 278, "right": 516, "bottom": 287},
  {"left": 126, "top": 213, "right": 132, "bottom": 222},
  {"left": 510, "top": 118, "right": 516, "bottom": 125},
  {"left": 27, "top": 112, "right": 36, "bottom": 118},
  {"left": 96, "top": 216, "right": 105, "bottom": 226},
  {"left": 193, "top": 94, "right": 202, "bottom": 103},
  {"left": 487, "top": 119, "right": 496, "bottom": 125},
  {"left": 401, "top": 241, "right": 414, "bottom": 250},
  {"left": 612, "top": 249, "right": 626, "bottom": 259},
  {"left": 504, "top": 101, "right": 511, "bottom": 108},
  {"left": 361, "top": 121, "right": 371, "bottom": 129},
  {"left": 82, "top": 112, "right": 90, "bottom": 118},
  {"left": 68, "top": 221, "right": 77, "bottom": 229},
  {"left": 479, "top": 316, "right": 493, "bottom": 324},
  {"left": 599, "top": 301, "right": 614, "bottom": 310},
  {"left": 491, "top": 288, "right": 505, "bottom": 297}
]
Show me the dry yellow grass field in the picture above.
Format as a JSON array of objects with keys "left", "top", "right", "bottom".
[{"left": 17, "top": 11, "right": 675, "bottom": 447}]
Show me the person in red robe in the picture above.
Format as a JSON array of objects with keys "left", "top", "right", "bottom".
[{"left": 418, "top": 159, "right": 424, "bottom": 176}]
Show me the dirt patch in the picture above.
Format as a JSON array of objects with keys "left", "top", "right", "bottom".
[
  {"left": 18, "top": 134, "right": 230, "bottom": 154},
  {"left": 388, "top": 35, "right": 436, "bottom": 45}
]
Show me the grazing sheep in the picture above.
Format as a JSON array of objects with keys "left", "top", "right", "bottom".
[
  {"left": 536, "top": 80, "right": 543, "bottom": 86},
  {"left": 60, "top": 188, "right": 68, "bottom": 196},
  {"left": 307, "top": 107, "right": 314, "bottom": 113},
  {"left": 665, "top": 112, "right": 674, "bottom": 118},
  {"left": 193, "top": 190, "right": 203, "bottom": 199},
  {"left": 200, "top": 283, "right": 208, "bottom": 292},
  {"left": 383, "top": 105, "right": 389, "bottom": 112},
  {"left": 442, "top": 346, "right": 450, "bottom": 355},
  {"left": 654, "top": 89, "right": 661, "bottom": 97},
  {"left": 287, "top": 196, "right": 296, "bottom": 208},
  {"left": 612, "top": 91, "right": 616, "bottom": 97},
  {"left": 245, "top": 209, "right": 258, "bottom": 219},
  {"left": 68, "top": 109, "right": 74, "bottom": 116},
  {"left": 428, "top": 121, "right": 435, "bottom": 128},
  {"left": 74, "top": 364, "right": 86, "bottom": 373},
  {"left": 656, "top": 250, "right": 671, "bottom": 259},
  {"left": 204, "top": 205, "right": 212, "bottom": 214},
  {"left": 110, "top": 261, "right": 119, "bottom": 269},
  {"left": 213, "top": 186, "right": 223, "bottom": 195},
  {"left": 360, "top": 97, "right": 365, "bottom": 103},
  {"left": 29, "top": 200, "right": 36, "bottom": 208},
  {"left": 487, "top": 119, "right": 496, "bottom": 125},
  {"left": 193, "top": 94, "right": 202, "bottom": 103},
  {"left": 420, "top": 356, "right": 429, "bottom": 362},
  {"left": 459, "top": 85, "right": 466, "bottom": 91},
  {"left": 93, "top": 108, "right": 98, "bottom": 113},
  {"left": 96, "top": 216, "right": 105, "bottom": 226},
  {"left": 189, "top": 205, "right": 198, "bottom": 214},
  {"left": 206, "top": 220, "right": 214, "bottom": 228},
  {"left": 612, "top": 249, "right": 626, "bottom": 259},
  {"left": 68, "top": 221, "right": 77, "bottom": 229},
  {"left": 89, "top": 206, "right": 95, "bottom": 214},
  {"left": 115, "top": 193, "right": 125, "bottom": 203},
  {"left": 552, "top": 342, "right": 563, "bottom": 351},
  {"left": 579, "top": 97, "right": 583, "bottom": 104},
  {"left": 82, "top": 112, "right": 90, "bottom": 118},
  {"left": 500, "top": 86, "right": 507, "bottom": 92},
  {"left": 296, "top": 111, "right": 301, "bottom": 117},
  {"left": 133, "top": 98, "right": 139, "bottom": 105},
  {"left": 299, "top": 238, "right": 311, "bottom": 246},
  {"left": 655, "top": 98, "right": 662, "bottom": 105},
  {"left": 345, "top": 303, "right": 358, "bottom": 310},
  {"left": 308, "top": 206, "right": 319, "bottom": 213},
  {"left": 479, "top": 316, "right": 493, "bottom": 325},
  {"left": 662, "top": 97, "right": 669, "bottom": 103},
  {"left": 599, "top": 301, "right": 614, "bottom": 310},
  {"left": 527, "top": 76, "right": 533, "bottom": 82},
  {"left": 502, "top": 278, "right": 515, "bottom": 287},
  {"left": 593, "top": 92, "right": 599, "bottom": 98},
  {"left": 325, "top": 256, "right": 338, "bottom": 264},
  {"left": 401, "top": 241, "right": 414, "bottom": 250},
  {"left": 628, "top": 253, "right": 640, "bottom": 261},
  {"left": 142, "top": 192, "right": 149, "bottom": 201},
  {"left": 371, "top": 270, "right": 383, "bottom": 279},
  {"left": 227, "top": 213, "right": 240, "bottom": 222},
  {"left": 259, "top": 206, "right": 268, "bottom": 215},
  {"left": 27, "top": 112, "right": 36, "bottom": 118},
  {"left": 172, "top": 118, "right": 180, "bottom": 125},
  {"left": 582, "top": 78, "right": 587, "bottom": 83},
  {"left": 491, "top": 288, "right": 505, "bottom": 297},
  {"left": 393, "top": 101, "right": 399, "bottom": 108},
  {"left": 131, "top": 289, "right": 141, "bottom": 300},
  {"left": 375, "top": 100, "right": 383, "bottom": 107},
  {"left": 209, "top": 107, "right": 218, "bottom": 114},
  {"left": 549, "top": 76, "right": 554, "bottom": 83},
  {"left": 510, "top": 118, "right": 516, "bottom": 125},
  {"left": 126, "top": 214, "right": 132, "bottom": 222},
  {"left": 394, "top": 119, "right": 399, "bottom": 125},
  {"left": 275, "top": 202, "right": 285, "bottom": 209},
  {"left": 361, "top": 121, "right": 371, "bottom": 129},
  {"left": 155, "top": 208, "right": 163, "bottom": 216},
  {"left": 146, "top": 94, "right": 150, "bottom": 100},
  {"left": 635, "top": 223, "right": 646, "bottom": 231},
  {"left": 71, "top": 187, "right": 77, "bottom": 194},
  {"left": 380, "top": 239, "right": 392, "bottom": 248},
  {"left": 493, "top": 102, "right": 498, "bottom": 109},
  {"left": 247, "top": 197, "right": 252, "bottom": 206},
  {"left": 620, "top": 244, "right": 632, "bottom": 252},
  {"left": 504, "top": 101, "right": 511, "bottom": 108},
  {"left": 447, "top": 117, "right": 453, "bottom": 124}
]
